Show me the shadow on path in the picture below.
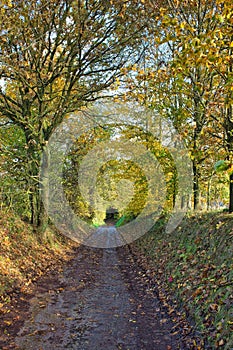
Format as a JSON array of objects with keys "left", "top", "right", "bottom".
[{"left": 9, "top": 229, "right": 185, "bottom": 350}]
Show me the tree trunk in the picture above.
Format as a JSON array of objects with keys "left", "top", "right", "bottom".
[
  {"left": 29, "top": 186, "right": 37, "bottom": 226},
  {"left": 229, "top": 172, "right": 233, "bottom": 213},
  {"left": 225, "top": 58, "right": 233, "bottom": 213},
  {"left": 207, "top": 173, "right": 214, "bottom": 211},
  {"left": 193, "top": 161, "right": 199, "bottom": 210},
  {"left": 225, "top": 101, "right": 233, "bottom": 213},
  {"left": 26, "top": 139, "right": 49, "bottom": 237},
  {"left": 38, "top": 147, "right": 50, "bottom": 238},
  {"left": 29, "top": 185, "right": 48, "bottom": 237},
  {"left": 207, "top": 178, "right": 211, "bottom": 211}
]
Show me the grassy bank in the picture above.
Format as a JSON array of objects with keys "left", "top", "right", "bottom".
[
  {"left": 0, "top": 210, "right": 78, "bottom": 301},
  {"left": 132, "top": 212, "right": 233, "bottom": 349}
]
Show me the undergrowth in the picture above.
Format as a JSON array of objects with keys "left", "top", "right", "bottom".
[
  {"left": 132, "top": 212, "right": 233, "bottom": 350},
  {"left": 0, "top": 210, "right": 77, "bottom": 301}
]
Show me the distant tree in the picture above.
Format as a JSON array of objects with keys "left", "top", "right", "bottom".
[{"left": 63, "top": 121, "right": 178, "bottom": 225}]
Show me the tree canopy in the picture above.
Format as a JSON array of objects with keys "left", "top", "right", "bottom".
[
  {"left": 0, "top": 0, "right": 149, "bottom": 232},
  {"left": 1, "top": 0, "right": 233, "bottom": 235}
]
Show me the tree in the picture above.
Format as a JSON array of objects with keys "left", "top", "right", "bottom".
[
  {"left": 0, "top": 119, "right": 30, "bottom": 215},
  {"left": 125, "top": 0, "right": 232, "bottom": 210},
  {"left": 62, "top": 119, "right": 178, "bottom": 226},
  {"left": 162, "top": 0, "right": 233, "bottom": 212},
  {"left": 0, "top": 0, "right": 147, "bottom": 234},
  {"left": 212, "top": 0, "right": 233, "bottom": 212},
  {"left": 63, "top": 125, "right": 111, "bottom": 223}
]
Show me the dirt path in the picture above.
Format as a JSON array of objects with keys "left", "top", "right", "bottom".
[{"left": 1, "top": 238, "right": 187, "bottom": 349}]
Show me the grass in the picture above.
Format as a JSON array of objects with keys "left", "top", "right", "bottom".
[{"left": 132, "top": 211, "right": 233, "bottom": 349}]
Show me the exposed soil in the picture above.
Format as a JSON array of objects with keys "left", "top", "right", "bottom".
[{"left": 0, "top": 233, "right": 189, "bottom": 350}]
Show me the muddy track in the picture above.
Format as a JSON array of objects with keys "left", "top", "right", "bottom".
[{"left": 1, "top": 244, "right": 187, "bottom": 350}]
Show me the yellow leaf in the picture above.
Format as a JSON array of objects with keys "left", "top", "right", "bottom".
[
  {"left": 4, "top": 320, "right": 12, "bottom": 325},
  {"left": 120, "top": 67, "right": 128, "bottom": 75},
  {"left": 180, "top": 22, "right": 185, "bottom": 29}
]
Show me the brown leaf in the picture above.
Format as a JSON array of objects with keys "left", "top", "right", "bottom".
[{"left": 218, "top": 339, "right": 224, "bottom": 346}]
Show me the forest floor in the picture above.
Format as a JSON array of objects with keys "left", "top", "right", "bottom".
[
  {"left": 0, "top": 211, "right": 232, "bottom": 349},
  {"left": 0, "top": 241, "right": 192, "bottom": 350}
]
